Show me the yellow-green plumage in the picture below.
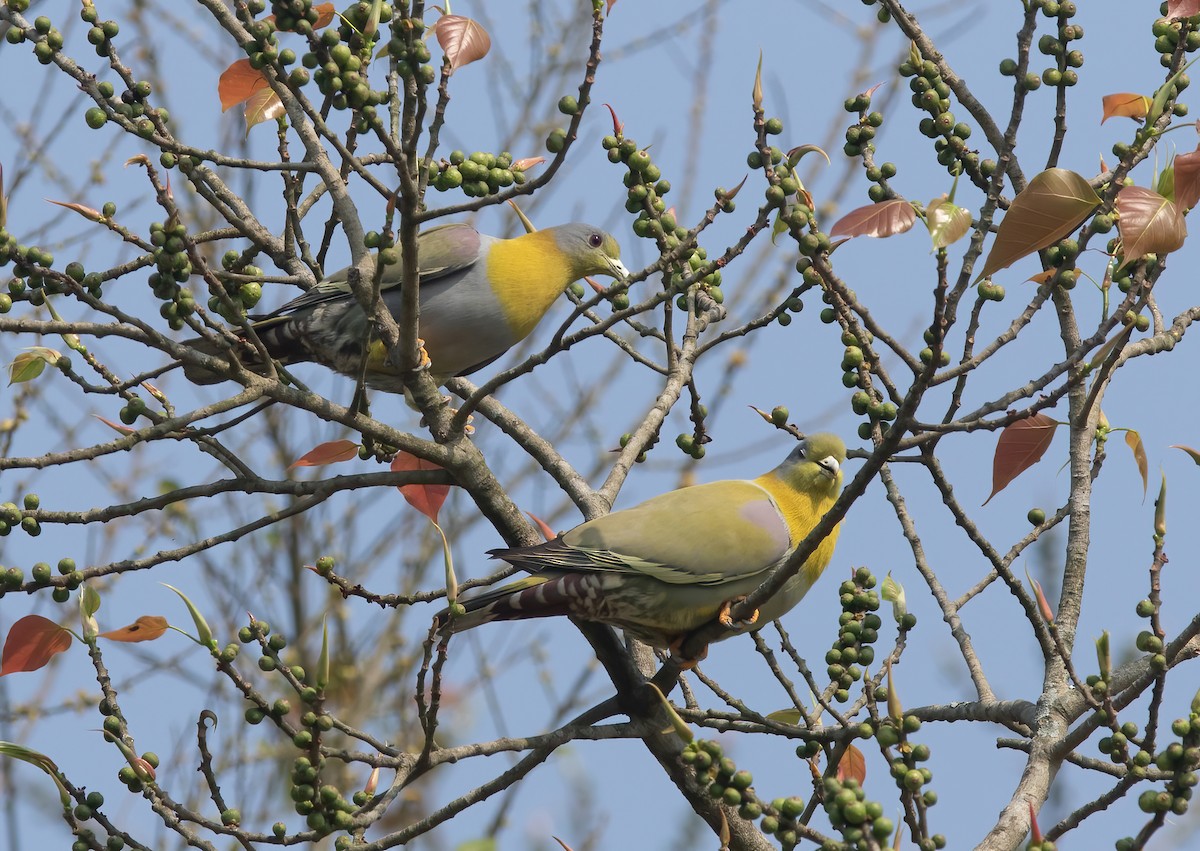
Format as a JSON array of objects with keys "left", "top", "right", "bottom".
[
  {"left": 440, "top": 433, "right": 847, "bottom": 649},
  {"left": 181, "top": 223, "right": 626, "bottom": 392}
]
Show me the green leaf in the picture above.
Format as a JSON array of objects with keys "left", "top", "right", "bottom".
[
  {"left": 80, "top": 585, "right": 101, "bottom": 641},
  {"left": 317, "top": 616, "right": 330, "bottom": 691},
  {"left": 0, "top": 742, "right": 71, "bottom": 808},
  {"left": 880, "top": 571, "right": 907, "bottom": 621},
  {"left": 162, "top": 583, "right": 215, "bottom": 649},
  {"left": 8, "top": 347, "right": 61, "bottom": 385},
  {"left": 1170, "top": 444, "right": 1200, "bottom": 465}
]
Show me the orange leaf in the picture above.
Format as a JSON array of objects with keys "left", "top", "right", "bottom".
[
  {"left": 218, "top": 58, "right": 269, "bottom": 112},
  {"left": 526, "top": 511, "right": 557, "bottom": 542},
  {"left": 288, "top": 439, "right": 360, "bottom": 469},
  {"left": 312, "top": 2, "right": 336, "bottom": 27},
  {"left": 1025, "top": 269, "right": 1057, "bottom": 285},
  {"left": 93, "top": 414, "right": 135, "bottom": 436},
  {"left": 1, "top": 615, "right": 73, "bottom": 676},
  {"left": 391, "top": 451, "right": 450, "bottom": 523},
  {"left": 430, "top": 15, "right": 491, "bottom": 73},
  {"left": 836, "top": 743, "right": 867, "bottom": 784},
  {"left": 984, "top": 413, "right": 1059, "bottom": 504},
  {"left": 46, "top": 199, "right": 104, "bottom": 222},
  {"left": 99, "top": 616, "right": 169, "bottom": 643},
  {"left": 978, "top": 168, "right": 1099, "bottom": 280},
  {"left": 1101, "top": 93, "right": 1151, "bottom": 124},
  {"left": 1116, "top": 185, "right": 1187, "bottom": 260},
  {"left": 1172, "top": 148, "right": 1200, "bottom": 211},
  {"left": 1029, "top": 802, "right": 1043, "bottom": 844},
  {"left": 830, "top": 199, "right": 917, "bottom": 239},
  {"left": 1030, "top": 575, "right": 1055, "bottom": 622}
]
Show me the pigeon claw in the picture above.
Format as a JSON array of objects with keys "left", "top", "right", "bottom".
[{"left": 718, "top": 596, "right": 759, "bottom": 631}]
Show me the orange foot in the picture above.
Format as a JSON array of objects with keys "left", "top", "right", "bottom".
[
  {"left": 415, "top": 338, "right": 432, "bottom": 371},
  {"left": 718, "top": 596, "right": 759, "bottom": 631}
]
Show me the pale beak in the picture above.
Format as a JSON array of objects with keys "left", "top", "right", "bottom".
[{"left": 606, "top": 257, "right": 630, "bottom": 280}]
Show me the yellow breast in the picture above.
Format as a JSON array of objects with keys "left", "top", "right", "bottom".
[
  {"left": 753, "top": 472, "right": 841, "bottom": 585},
  {"left": 485, "top": 231, "right": 574, "bottom": 340}
]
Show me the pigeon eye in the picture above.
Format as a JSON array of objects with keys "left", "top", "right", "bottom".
[{"left": 588, "top": 233, "right": 603, "bottom": 248}]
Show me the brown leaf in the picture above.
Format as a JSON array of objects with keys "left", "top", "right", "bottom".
[
  {"left": 312, "top": 2, "right": 336, "bottom": 27},
  {"left": 1168, "top": 1, "right": 1200, "bottom": 19},
  {"left": 984, "top": 413, "right": 1059, "bottom": 504},
  {"left": 1, "top": 615, "right": 73, "bottom": 676},
  {"left": 553, "top": 839, "right": 578, "bottom": 851},
  {"left": 752, "top": 51, "right": 763, "bottom": 111},
  {"left": 1116, "top": 185, "right": 1187, "bottom": 260},
  {"left": 288, "top": 439, "right": 360, "bottom": 469},
  {"left": 218, "top": 58, "right": 269, "bottom": 112},
  {"left": 430, "top": 15, "right": 491, "bottom": 73},
  {"left": 1025, "top": 269, "right": 1057, "bottom": 285},
  {"left": 836, "top": 743, "right": 867, "bottom": 784},
  {"left": 99, "top": 616, "right": 169, "bottom": 643},
  {"left": 830, "top": 198, "right": 918, "bottom": 239},
  {"left": 978, "top": 169, "right": 1100, "bottom": 280},
  {"left": 1101, "top": 93, "right": 1152, "bottom": 124},
  {"left": 1171, "top": 444, "right": 1200, "bottom": 465},
  {"left": 1173, "top": 149, "right": 1200, "bottom": 211},
  {"left": 606, "top": 0, "right": 618, "bottom": 13},
  {"left": 1124, "top": 430, "right": 1149, "bottom": 498},
  {"left": 391, "top": 451, "right": 450, "bottom": 523}
]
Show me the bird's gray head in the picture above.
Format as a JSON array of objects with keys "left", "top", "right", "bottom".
[{"left": 551, "top": 223, "right": 628, "bottom": 280}]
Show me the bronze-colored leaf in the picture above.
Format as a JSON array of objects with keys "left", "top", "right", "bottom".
[
  {"left": 430, "top": 15, "right": 491, "bottom": 73},
  {"left": 243, "top": 86, "right": 285, "bottom": 133},
  {"left": 1168, "top": 0, "right": 1200, "bottom": 19},
  {"left": 391, "top": 451, "right": 450, "bottom": 523},
  {"left": 1170, "top": 444, "right": 1200, "bottom": 465},
  {"left": 1124, "top": 430, "right": 1149, "bottom": 498},
  {"left": 1028, "top": 572, "right": 1055, "bottom": 622},
  {"left": 830, "top": 198, "right": 917, "bottom": 239},
  {"left": 1101, "top": 93, "right": 1151, "bottom": 124},
  {"left": 1029, "top": 802, "right": 1044, "bottom": 844},
  {"left": 1, "top": 615, "right": 73, "bottom": 676},
  {"left": 1026, "top": 269, "right": 1057, "bottom": 285},
  {"left": 46, "top": 199, "right": 103, "bottom": 222},
  {"left": 836, "top": 743, "right": 867, "bottom": 784},
  {"left": 99, "top": 616, "right": 169, "bottom": 643},
  {"left": 984, "top": 413, "right": 1059, "bottom": 504},
  {"left": 977, "top": 169, "right": 1100, "bottom": 280},
  {"left": 603, "top": 103, "right": 623, "bottom": 137},
  {"left": 926, "top": 194, "right": 972, "bottom": 248},
  {"left": 510, "top": 156, "right": 545, "bottom": 172},
  {"left": 288, "top": 439, "right": 360, "bottom": 469},
  {"left": 1172, "top": 148, "right": 1200, "bottom": 211},
  {"left": 1116, "top": 185, "right": 1187, "bottom": 260}
]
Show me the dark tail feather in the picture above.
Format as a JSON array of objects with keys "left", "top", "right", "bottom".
[{"left": 179, "top": 315, "right": 301, "bottom": 385}]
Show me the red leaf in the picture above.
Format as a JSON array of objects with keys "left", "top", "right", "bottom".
[
  {"left": 830, "top": 199, "right": 917, "bottom": 239},
  {"left": 604, "top": 103, "right": 624, "bottom": 137},
  {"left": 1, "top": 615, "right": 73, "bottom": 676},
  {"left": 1116, "top": 185, "right": 1187, "bottom": 260},
  {"left": 1173, "top": 148, "right": 1200, "bottom": 211},
  {"left": 391, "top": 451, "right": 450, "bottom": 523},
  {"left": 99, "top": 616, "right": 169, "bottom": 643},
  {"left": 288, "top": 439, "right": 360, "bottom": 469},
  {"left": 1029, "top": 802, "right": 1043, "bottom": 844},
  {"left": 430, "top": 15, "right": 491, "bottom": 73},
  {"left": 94, "top": 415, "right": 135, "bottom": 436},
  {"left": 218, "top": 58, "right": 269, "bottom": 112},
  {"left": 836, "top": 743, "right": 867, "bottom": 784},
  {"left": 984, "top": 413, "right": 1059, "bottom": 504},
  {"left": 312, "top": 2, "right": 336, "bottom": 27},
  {"left": 1101, "top": 93, "right": 1151, "bottom": 124}
]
